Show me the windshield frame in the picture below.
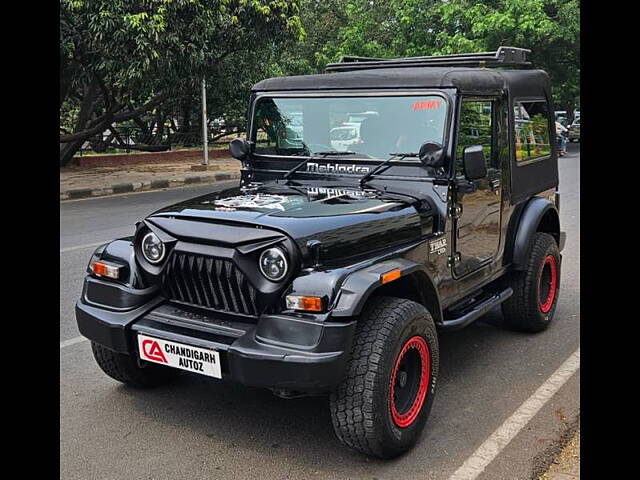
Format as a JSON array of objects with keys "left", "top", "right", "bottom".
[{"left": 248, "top": 90, "right": 453, "bottom": 179}]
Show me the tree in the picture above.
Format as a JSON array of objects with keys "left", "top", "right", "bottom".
[
  {"left": 60, "top": 0, "right": 580, "bottom": 165},
  {"left": 59, "top": 0, "right": 303, "bottom": 166},
  {"left": 314, "top": 0, "right": 579, "bottom": 115}
]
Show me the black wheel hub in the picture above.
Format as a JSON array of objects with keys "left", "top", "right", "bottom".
[{"left": 393, "top": 349, "right": 423, "bottom": 415}]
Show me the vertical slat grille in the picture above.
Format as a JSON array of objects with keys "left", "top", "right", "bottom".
[{"left": 162, "top": 252, "right": 258, "bottom": 317}]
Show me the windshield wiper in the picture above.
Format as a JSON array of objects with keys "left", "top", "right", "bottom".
[
  {"left": 314, "top": 150, "right": 357, "bottom": 156},
  {"left": 283, "top": 151, "right": 357, "bottom": 181},
  {"left": 359, "top": 152, "right": 418, "bottom": 188}
]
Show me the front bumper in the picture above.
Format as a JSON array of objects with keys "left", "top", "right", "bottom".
[{"left": 76, "top": 277, "right": 356, "bottom": 393}]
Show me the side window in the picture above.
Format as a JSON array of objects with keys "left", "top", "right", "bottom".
[
  {"left": 456, "top": 100, "right": 493, "bottom": 174},
  {"left": 513, "top": 100, "right": 551, "bottom": 162}
]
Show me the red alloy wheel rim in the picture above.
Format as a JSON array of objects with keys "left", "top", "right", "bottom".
[
  {"left": 539, "top": 255, "right": 558, "bottom": 313},
  {"left": 389, "top": 336, "right": 430, "bottom": 428}
]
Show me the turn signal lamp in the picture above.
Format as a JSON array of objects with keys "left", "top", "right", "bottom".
[
  {"left": 90, "top": 260, "right": 122, "bottom": 280},
  {"left": 380, "top": 268, "right": 401, "bottom": 284},
  {"left": 286, "top": 295, "right": 324, "bottom": 312}
]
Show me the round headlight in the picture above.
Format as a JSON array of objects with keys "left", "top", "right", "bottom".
[
  {"left": 141, "top": 232, "right": 165, "bottom": 264},
  {"left": 259, "top": 247, "right": 288, "bottom": 281}
]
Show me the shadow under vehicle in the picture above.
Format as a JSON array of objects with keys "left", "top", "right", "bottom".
[{"left": 76, "top": 47, "right": 566, "bottom": 459}]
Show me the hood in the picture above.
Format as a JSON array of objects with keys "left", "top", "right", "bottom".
[{"left": 148, "top": 184, "right": 426, "bottom": 265}]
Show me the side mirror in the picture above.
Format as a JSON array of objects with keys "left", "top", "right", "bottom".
[
  {"left": 463, "top": 145, "right": 487, "bottom": 180},
  {"left": 229, "top": 137, "right": 251, "bottom": 160},
  {"left": 418, "top": 141, "right": 445, "bottom": 168}
]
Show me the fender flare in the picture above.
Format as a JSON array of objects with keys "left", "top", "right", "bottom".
[
  {"left": 331, "top": 258, "right": 442, "bottom": 324},
  {"left": 508, "top": 197, "right": 560, "bottom": 270}
]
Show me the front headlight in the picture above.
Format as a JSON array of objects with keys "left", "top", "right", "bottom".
[
  {"left": 141, "top": 232, "right": 165, "bottom": 264},
  {"left": 259, "top": 247, "right": 288, "bottom": 281}
]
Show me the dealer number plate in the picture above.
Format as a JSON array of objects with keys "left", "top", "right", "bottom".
[{"left": 137, "top": 334, "right": 222, "bottom": 379}]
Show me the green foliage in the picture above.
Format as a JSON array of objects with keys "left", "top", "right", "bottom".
[
  {"left": 60, "top": 0, "right": 303, "bottom": 155},
  {"left": 305, "top": 0, "right": 579, "bottom": 112},
  {"left": 60, "top": 0, "right": 579, "bottom": 163},
  {"left": 62, "top": 0, "right": 303, "bottom": 87}
]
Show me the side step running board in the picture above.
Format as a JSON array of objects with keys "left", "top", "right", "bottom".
[{"left": 440, "top": 287, "right": 513, "bottom": 331}]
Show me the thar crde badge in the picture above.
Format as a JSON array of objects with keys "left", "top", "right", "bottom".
[{"left": 429, "top": 237, "right": 447, "bottom": 255}]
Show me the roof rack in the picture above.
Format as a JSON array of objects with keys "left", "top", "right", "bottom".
[{"left": 325, "top": 46, "right": 531, "bottom": 72}]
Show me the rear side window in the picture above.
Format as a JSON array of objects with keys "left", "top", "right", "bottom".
[{"left": 513, "top": 100, "right": 551, "bottom": 163}]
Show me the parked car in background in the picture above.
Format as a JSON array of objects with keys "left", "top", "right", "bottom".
[
  {"left": 568, "top": 117, "right": 580, "bottom": 142},
  {"left": 330, "top": 125, "right": 361, "bottom": 151},
  {"left": 346, "top": 111, "right": 379, "bottom": 125}
]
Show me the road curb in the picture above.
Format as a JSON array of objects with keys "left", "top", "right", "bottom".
[
  {"left": 60, "top": 171, "right": 241, "bottom": 201},
  {"left": 532, "top": 412, "right": 580, "bottom": 480}
]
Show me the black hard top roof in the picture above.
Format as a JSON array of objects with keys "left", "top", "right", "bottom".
[{"left": 251, "top": 67, "right": 550, "bottom": 98}]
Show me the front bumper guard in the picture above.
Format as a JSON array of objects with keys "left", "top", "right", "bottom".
[{"left": 76, "top": 283, "right": 355, "bottom": 392}]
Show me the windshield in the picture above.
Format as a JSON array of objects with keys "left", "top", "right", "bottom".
[{"left": 252, "top": 95, "right": 447, "bottom": 160}]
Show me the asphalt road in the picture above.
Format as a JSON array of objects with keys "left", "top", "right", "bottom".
[{"left": 60, "top": 144, "right": 579, "bottom": 480}]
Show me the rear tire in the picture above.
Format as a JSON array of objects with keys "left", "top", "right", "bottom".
[
  {"left": 91, "top": 342, "right": 178, "bottom": 388},
  {"left": 329, "top": 297, "right": 439, "bottom": 458},
  {"left": 502, "top": 232, "right": 561, "bottom": 332}
]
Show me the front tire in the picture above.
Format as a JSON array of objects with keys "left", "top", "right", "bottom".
[
  {"left": 91, "top": 342, "right": 178, "bottom": 388},
  {"left": 329, "top": 297, "right": 439, "bottom": 458},
  {"left": 502, "top": 232, "right": 561, "bottom": 332}
]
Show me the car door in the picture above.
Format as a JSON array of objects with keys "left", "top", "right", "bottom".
[{"left": 452, "top": 98, "right": 503, "bottom": 277}]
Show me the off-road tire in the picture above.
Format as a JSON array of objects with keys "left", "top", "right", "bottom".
[
  {"left": 91, "top": 341, "right": 178, "bottom": 388},
  {"left": 502, "top": 232, "right": 561, "bottom": 332},
  {"left": 329, "top": 297, "right": 439, "bottom": 458}
]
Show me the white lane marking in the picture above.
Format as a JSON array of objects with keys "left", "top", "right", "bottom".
[
  {"left": 60, "top": 241, "right": 108, "bottom": 254},
  {"left": 60, "top": 336, "right": 88, "bottom": 349},
  {"left": 448, "top": 348, "right": 580, "bottom": 480}
]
